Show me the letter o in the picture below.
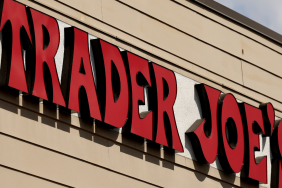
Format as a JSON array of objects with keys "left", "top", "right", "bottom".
[{"left": 218, "top": 93, "right": 244, "bottom": 173}]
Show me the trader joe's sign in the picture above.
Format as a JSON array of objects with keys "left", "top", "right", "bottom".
[{"left": 1, "top": 0, "right": 282, "bottom": 186}]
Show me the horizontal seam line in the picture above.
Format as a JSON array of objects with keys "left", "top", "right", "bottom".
[
  {"left": 177, "top": 0, "right": 282, "bottom": 52},
  {"left": 54, "top": 0, "right": 282, "bottom": 80},
  {"left": 14, "top": 1, "right": 282, "bottom": 110},
  {"left": 48, "top": 0, "right": 282, "bottom": 102},
  {"left": 0, "top": 130, "right": 240, "bottom": 188},
  {"left": 115, "top": 0, "right": 282, "bottom": 78},
  {"left": 0, "top": 132, "right": 163, "bottom": 187},
  {"left": 0, "top": 164, "right": 74, "bottom": 187}
]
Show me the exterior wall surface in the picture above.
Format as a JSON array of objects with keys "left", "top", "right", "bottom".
[{"left": 0, "top": 0, "right": 281, "bottom": 187}]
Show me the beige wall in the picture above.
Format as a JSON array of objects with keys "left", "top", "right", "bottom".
[
  {"left": 0, "top": 89, "right": 264, "bottom": 188},
  {"left": 18, "top": 0, "right": 282, "bottom": 118},
  {"left": 1, "top": 0, "right": 280, "bottom": 187}
]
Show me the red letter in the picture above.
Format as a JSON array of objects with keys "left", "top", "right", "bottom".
[
  {"left": 240, "top": 103, "right": 267, "bottom": 184},
  {"left": 61, "top": 27, "right": 101, "bottom": 120},
  {"left": 152, "top": 63, "right": 183, "bottom": 152},
  {"left": 270, "top": 120, "right": 282, "bottom": 188},
  {"left": 218, "top": 94, "right": 244, "bottom": 173},
  {"left": 260, "top": 103, "right": 275, "bottom": 136},
  {"left": 92, "top": 40, "right": 129, "bottom": 128},
  {"left": 186, "top": 84, "right": 220, "bottom": 163},
  {"left": 0, "top": 0, "right": 32, "bottom": 92},
  {"left": 127, "top": 52, "right": 153, "bottom": 140},
  {"left": 271, "top": 120, "right": 282, "bottom": 161},
  {"left": 30, "top": 9, "right": 65, "bottom": 107}
]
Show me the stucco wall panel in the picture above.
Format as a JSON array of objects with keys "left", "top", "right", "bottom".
[
  {"left": 15, "top": 0, "right": 282, "bottom": 117},
  {"left": 53, "top": 0, "right": 282, "bottom": 81},
  {"left": 0, "top": 104, "right": 245, "bottom": 187},
  {"left": 118, "top": 0, "right": 242, "bottom": 58},
  {"left": 242, "top": 61, "right": 282, "bottom": 102},
  {"left": 101, "top": 0, "right": 243, "bottom": 85},
  {"left": 116, "top": 0, "right": 282, "bottom": 80},
  {"left": 56, "top": 0, "right": 102, "bottom": 20},
  {"left": 174, "top": 0, "right": 282, "bottom": 54},
  {"left": 0, "top": 90, "right": 259, "bottom": 187},
  {"left": 240, "top": 38, "right": 282, "bottom": 78},
  {"left": 0, "top": 134, "right": 159, "bottom": 188},
  {"left": 0, "top": 166, "right": 68, "bottom": 188}
]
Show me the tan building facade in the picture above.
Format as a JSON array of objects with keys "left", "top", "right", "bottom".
[{"left": 0, "top": 0, "right": 281, "bottom": 187}]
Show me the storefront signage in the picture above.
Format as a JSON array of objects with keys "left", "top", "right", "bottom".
[
  {"left": 1, "top": 0, "right": 282, "bottom": 186},
  {"left": 186, "top": 84, "right": 277, "bottom": 184}
]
